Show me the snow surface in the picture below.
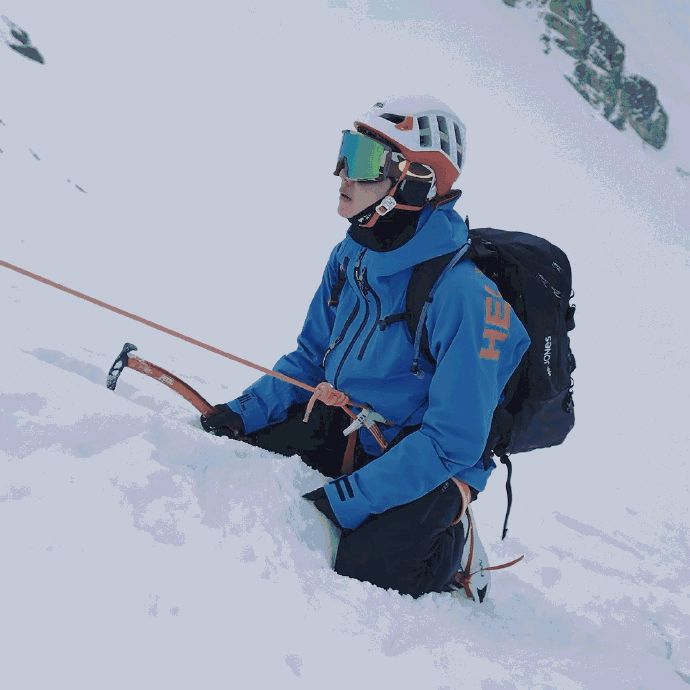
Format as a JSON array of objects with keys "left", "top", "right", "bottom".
[{"left": 1, "top": 1, "right": 689, "bottom": 688}]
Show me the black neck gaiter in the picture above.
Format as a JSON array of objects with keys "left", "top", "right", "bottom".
[{"left": 347, "top": 204, "right": 424, "bottom": 253}]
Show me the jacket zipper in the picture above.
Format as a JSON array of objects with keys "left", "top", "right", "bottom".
[
  {"left": 322, "top": 258, "right": 355, "bottom": 368},
  {"left": 333, "top": 249, "right": 368, "bottom": 389},
  {"left": 322, "top": 303, "right": 359, "bottom": 367},
  {"left": 357, "top": 269, "right": 382, "bottom": 360}
]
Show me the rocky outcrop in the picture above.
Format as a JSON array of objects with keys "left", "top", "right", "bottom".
[
  {"left": 502, "top": 0, "right": 668, "bottom": 149},
  {"left": 1, "top": 16, "right": 45, "bottom": 64}
]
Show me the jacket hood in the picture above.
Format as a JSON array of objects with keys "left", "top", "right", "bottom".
[{"left": 347, "top": 196, "right": 468, "bottom": 277}]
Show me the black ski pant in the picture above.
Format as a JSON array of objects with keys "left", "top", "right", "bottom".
[{"left": 241, "top": 400, "right": 468, "bottom": 598}]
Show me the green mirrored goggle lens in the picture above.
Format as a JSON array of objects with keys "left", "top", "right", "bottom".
[{"left": 335, "top": 131, "right": 391, "bottom": 181}]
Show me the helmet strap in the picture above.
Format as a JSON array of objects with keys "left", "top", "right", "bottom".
[
  {"left": 359, "top": 161, "right": 426, "bottom": 229},
  {"left": 431, "top": 189, "right": 463, "bottom": 209}
]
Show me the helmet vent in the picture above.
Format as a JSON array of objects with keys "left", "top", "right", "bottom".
[
  {"left": 380, "top": 113, "right": 406, "bottom": 124},
  {"left": 417, "top": 116, "right": 432, "bottom": 147},
  {"left": 355, "top": 96, "right": 465, "bottom": 190},
  {"left": 437, "top": 116, "right": 450, "bottom": 155},
  {"left": 453, "top": 122, "right": 464, "bottom": 169}
]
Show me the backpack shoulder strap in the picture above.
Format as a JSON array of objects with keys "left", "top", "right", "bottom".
[
  {"left": 327, "top": 256, "right": 350, "bottom": 307},
  {"left": 407, "top": 242, "right": 471, "bottom": 376}
]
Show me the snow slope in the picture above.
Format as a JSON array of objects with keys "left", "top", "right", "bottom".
[{"left": 1, "top": 1, "right": 689, "bottom": 688}]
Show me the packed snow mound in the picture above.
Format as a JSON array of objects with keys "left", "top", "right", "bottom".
[{"left": 2, "top": 271, "right": 690, "bottom": 689}]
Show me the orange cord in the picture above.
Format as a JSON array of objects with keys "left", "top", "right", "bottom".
[{"left": 0, "top": 258, "right": 390, "bottom": 452}]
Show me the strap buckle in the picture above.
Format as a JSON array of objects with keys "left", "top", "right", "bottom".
[{"left": 375, "top": 196, "right": 396, "bottom": 216}]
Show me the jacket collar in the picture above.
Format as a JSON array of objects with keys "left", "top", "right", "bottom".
[{"left": 346, "top": 194, "right": 468, "bottom": 277}]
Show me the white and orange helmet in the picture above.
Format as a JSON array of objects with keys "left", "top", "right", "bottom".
[{"left": 354, "top": 95, "right": 466, "bottom": 197}]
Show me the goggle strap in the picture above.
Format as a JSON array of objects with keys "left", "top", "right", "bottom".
[{"left": 388, "top": 159, "right": 410, "bottom": 199}]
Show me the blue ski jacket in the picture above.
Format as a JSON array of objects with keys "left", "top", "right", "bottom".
[{"left": 227, "top": 199, "right": 530, "bottom": 530}]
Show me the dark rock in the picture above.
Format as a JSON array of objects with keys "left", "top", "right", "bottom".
[
  {"left": 502, "top": 0, "right": 668, "bottom": 149},
  {"left": 621, "top": 76, "right": 668, "bottom": 149}
]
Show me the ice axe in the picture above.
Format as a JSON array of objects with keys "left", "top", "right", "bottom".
[
  {"left": 0, "top": 258, "right": 388, "bottom": 451},
  {"left": 107, "top": 342, "right": 217, "bottom": 418}
]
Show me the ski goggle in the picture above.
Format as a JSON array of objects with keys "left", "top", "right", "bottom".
[{"left": 333, "top": 130, "right": 393, "bottom": 181}]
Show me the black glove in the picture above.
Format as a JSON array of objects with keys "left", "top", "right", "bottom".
[
  {"left": 200, "top": 404, "right": 245, "bottom": 438},
  {"left": 302, "top": 487, "right": 340, "bottom": 528}
]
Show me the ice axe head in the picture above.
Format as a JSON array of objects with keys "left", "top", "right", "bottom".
[{"left": 107, "top": 343, "right": 138, "bottom": 391}]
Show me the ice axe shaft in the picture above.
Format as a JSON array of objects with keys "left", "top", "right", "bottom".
[
  {"left": 107, "top": 342, "right": 215, "bottom": 417},
  {"left": 1, "top": 259, "right": 389, "bottom": 448}
]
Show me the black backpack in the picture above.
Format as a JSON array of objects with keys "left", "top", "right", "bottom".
[{"left": 404, "top": 224, "right": 576, "bottom": 538}]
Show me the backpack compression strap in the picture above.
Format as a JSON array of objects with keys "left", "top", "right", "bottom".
[{"left": 499, "top": 455, "right": 514, "bottom": 540}]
